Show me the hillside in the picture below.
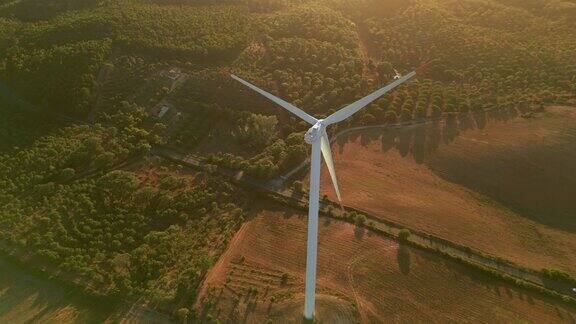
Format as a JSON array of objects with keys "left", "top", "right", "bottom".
[
  {"left": 0, "top": 0, "right": 574, "bottom": 179},
  {"left": 0, "top": 259, "right": 172, "bottom": 323},
  {"left": 0, "top": 0, "right": 575, "bottom": 321},
  {"left": 319, "top": 106, "right": 576, "bottom": 275},
  {"left": 0, "top": 101, "right": 251, "bottom": 316},
  {"left": 197, "top": 202, "right": 576, "bottom": 323}
]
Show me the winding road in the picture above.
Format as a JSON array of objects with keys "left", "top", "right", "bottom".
[{"left": 2, "top": 81, "right": 575, "bottom": 307}]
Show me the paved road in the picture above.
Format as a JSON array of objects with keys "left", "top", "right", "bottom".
[
  {"left": 155, "top": 145, "right": 576, "bottom": 300},
  {"left": 275, "top": 119, "right": 431, "bottom": 186},
  {"left": 3, "top": 81, "right": 575, "bottom": 302}
]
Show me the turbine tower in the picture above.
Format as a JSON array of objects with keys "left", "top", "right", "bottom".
[{"left": 231, "top": 61, "right": 430, "bottom": 320}]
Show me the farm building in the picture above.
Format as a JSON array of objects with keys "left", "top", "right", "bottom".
[{"left": 150, "top": 102, "right": 173, "bottom": 120}]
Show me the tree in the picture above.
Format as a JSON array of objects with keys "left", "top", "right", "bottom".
[
  {"left": 281, "top": 273, "right": 289, "bottom": 285},
  {"left": 235, "top": 114, "right": 278, "bottom": 150},
  {"left": 377, "top": 61, "right": 393, "bottom": 80},
  {"left": 398, "top": 229, "right": 411, "bottom": 242},
  {"left": 58, "top": 168, "right": 76, "bottom": 181},
  {"left": 361, "top": 113, "right": 376, "bottom": 125},
  {"left": 292, "top": 180, "right": 303, "bottom": 193},
  {"left": 355, "top": 214, "right": 366, "bottom": 225},
  {"left": 177, "top": 308, "right": 190, "bottom": 324},
  {"left": 385, "top": 110, "right": 398, "bottom": 123},
  {"left": 400, "top": 108, "right": 412, "bottom": 122}
]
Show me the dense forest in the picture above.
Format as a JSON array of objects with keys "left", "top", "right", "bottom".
[
  {"left": 0, "top": 100, "right": 248, "bottom": 316},
  {"left": 0, "top": 0, "right": 575, "bottom": 319}
]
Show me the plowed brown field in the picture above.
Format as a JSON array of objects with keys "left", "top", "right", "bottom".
[
  {"left": 196, "top": 202, "right": 576, "bottom": 323},
  {"left": 319, "top": 106, "right": 576, "bottom": 275}
]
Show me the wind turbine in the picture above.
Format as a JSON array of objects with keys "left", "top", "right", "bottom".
[{"left": 231, "top": 61, "right": 430, "bottom": 320}]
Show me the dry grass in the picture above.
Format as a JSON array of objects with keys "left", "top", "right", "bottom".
[
  {"left": 197, "top": 201, "right": 576, "bottom": 323},
  {"left": 428, "top": 107, "right": 576, "bottom": 231},
  {"left": 319, "top": 106, "right": 576, "bottom": 275},
  {"left": 0, "top": 259, "right": 171, "bottom": 324}
]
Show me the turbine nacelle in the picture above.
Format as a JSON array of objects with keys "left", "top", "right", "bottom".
[
  {"left": 230, "top": 62, "right": 427, "bottom": 320},
  {"left": 304, "top": 120, "right": 325, "bottom": 144}
]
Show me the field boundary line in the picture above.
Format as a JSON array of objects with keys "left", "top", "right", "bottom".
[{"left": 159, "top": 149, "right": 576, "bottom": 306}]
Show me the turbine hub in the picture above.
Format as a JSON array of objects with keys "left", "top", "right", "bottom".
[{"left": 304, "top": 120, "right": 324, "bottom": 144}]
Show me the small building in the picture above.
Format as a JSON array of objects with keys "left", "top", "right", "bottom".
[
  {"left": 157, "top": 105, "right": 171, "bottom": 119},
  {"left": 151, "top": 102, "right": 173, "bottom": 120},
  {"left": 164, "top": 67, "right": 182, "bottom": 81}
]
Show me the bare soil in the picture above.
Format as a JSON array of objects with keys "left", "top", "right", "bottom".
[
  {"left": 196, "top": 201, "right": 576, "bottom": 323},
  {"left": 319, "top": 106, "right": 576, "bottom": 275}
]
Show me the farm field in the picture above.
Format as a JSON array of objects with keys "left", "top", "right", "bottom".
[
  {"left": 196, "top": 201, "right": 576, "bottom": 323},
  {"left": 0, "top": 258, "right": 173, "bottom": 323},
  {"left": 428, "top": 107, "right": 576, "bottom": 232},
  {"left": 1, "top": 0, "right": 576, "bottom": 320},
  {"left": 319, "top": 106, "right": 576, "bottom": 275}
]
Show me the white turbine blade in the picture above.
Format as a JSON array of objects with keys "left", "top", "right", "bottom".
[
  {"left": 231, "top": 74, "right": 317, "bottom": 125},
  {"left": 324, "top": 71, "right": 416, "bottom": 125},
  {"left": 304, "top": 140, "right": 321, "bottom": 320},
  {"left": 320, "top": 133, "right": 341, "bottom": 202}
]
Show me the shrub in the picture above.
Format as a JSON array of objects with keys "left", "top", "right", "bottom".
[
  {"left": 281, "top": 272, "right": 289, "bottom": 285},
  {"left": 355, "top": 214, "right": 366, "bottom": 225},
  {"left": 58, "top": 168, "right": 76, "bottom": 181},
  {"left": 292, "top": 180, "right": 303, "bottom": 193},
  {"left": 176, "top": 308, "right": 189, "bottom": 323},
  {"left": 325, "top": 206, "right": 334, "bottom": 217},
  {"left": 398, "top": 229, "right": 411, "bottom": 242},
  {"left": 541, "top": 269, "right": 576, "bottom": 285}
]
